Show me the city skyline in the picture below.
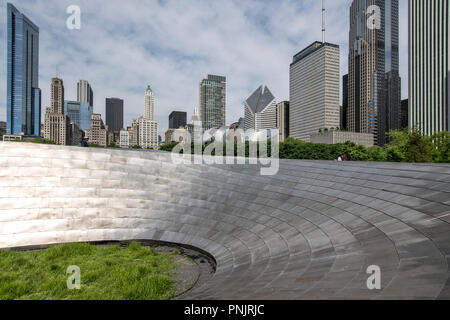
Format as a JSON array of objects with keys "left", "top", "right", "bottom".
[{"left": 0, "top": 0, "right": 409, "bottom": 136}]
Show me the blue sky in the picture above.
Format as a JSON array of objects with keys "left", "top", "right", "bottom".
[{"left": 0, "top": 0, "right": 408, "bottom": 135}]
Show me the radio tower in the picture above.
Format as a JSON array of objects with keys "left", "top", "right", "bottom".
[{"left": 322, "top": 0, "right": 326, "bottom": 43}]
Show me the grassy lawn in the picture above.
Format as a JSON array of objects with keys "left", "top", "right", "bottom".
[{"left": 0, "top": 242, "right": 180, "bottom": 300}]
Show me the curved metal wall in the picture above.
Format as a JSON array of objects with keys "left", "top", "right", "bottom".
[{"left": 0, "top": 142, "right": 449, "bottom": 299}]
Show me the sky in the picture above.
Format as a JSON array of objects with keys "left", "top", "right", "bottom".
[{"left": 0, "top": 0, "right": 409, "bottom": 136}]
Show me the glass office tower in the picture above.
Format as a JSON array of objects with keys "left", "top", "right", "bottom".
[
  {"left": 199, "top": 75, "right": 226, "bottom": 130},
  {"left": 64, "top": 101, "right": 93, "bottom": 131},
  {"left": 6, "top": 3, "right": 41, "bottom": 136}
]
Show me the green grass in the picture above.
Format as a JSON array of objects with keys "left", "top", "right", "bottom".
[{"left": 0, "top": 242, "right": 180, "bottom": 300}]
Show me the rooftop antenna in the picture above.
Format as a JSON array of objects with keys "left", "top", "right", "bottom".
[{"left": 322, "top": 0, "right": 326, "bottom": 43}]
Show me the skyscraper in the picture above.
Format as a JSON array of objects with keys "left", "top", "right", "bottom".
[
  {"left": 289, "top": 42, "right": 340, "bottom": 142},
  {"left": 105, "top": 98, "right": 124, "bottom": 132},
  {"left": 342, "top": 74, "right": 349, "bottom": 130},
  {"left": 401, "top": 99, "right": 409, "bottom": 129},
  {"left": 409, "top": 0, "right": 450, "bottom": 135},
  {"left": 144, "top": 86, "right": 155, "bottom": 120},
  {"left": 51, "top": 78, "right": 64, "bottom": 114},
  {"left": 77, "top": 80, "right": 93, "bottom": 107},
  {"left": 64, "top": 101, "right": 93, "bottom": 131},
  {"left": 199, "top": 75, "right": 226, "bottom": 130},
  {"left": 44, "top": 78, "right": 71, "bottom": 145},
  {"left": 348, "top": 0, "right": 401, "bottom": 145},
  {"left": 244, "top": 85, "right": 277, "bottom": 132},
  {"left": 6, "top": 3, "right": 41, "bottom": 136},
  {"left": 139, "top": 86, "right": 158, "bottom": 149},
  {"left": 169, "top": 111, "right": 187, "bottom": 129},
  {"left": 277, "top": 101, "right": 290, "bottom": 142}
]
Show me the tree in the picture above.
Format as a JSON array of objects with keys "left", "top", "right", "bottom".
[
  {"left": 367, "top": 146, "right": 385, "bottom": 162},
  {"left": 384, "top": 129, "right": 409, "bottom": 162},
  {"left": 405, "top": 128, "right": 433, "bottom": 163},
  {"left": 430, "top": 132, "right": 450, "bottom": 163},
  {"left": 159, "top": 142, "right": 178, "bottom": 152},
  {"left": 31, "top": 137, "right": 57, "bottom": 145}
]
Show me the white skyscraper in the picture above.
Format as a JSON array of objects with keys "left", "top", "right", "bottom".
[
  {"left": 244, "top": 85, "right": 277, "bottom": 132},
  {"left": 409, "top": 0, "right": 450, "bottom": 135},
  {"left": 138, "top": 117, "right": 158, "bottom": 149},
  {"left": 139, "top": 86, "right": 158, "bottom": 149},
  {"left": 289, "top": 42, "right": 340, "bottom": 141},
  {"left": 144, "top": 86, "right": 155, "bottom": 120}
]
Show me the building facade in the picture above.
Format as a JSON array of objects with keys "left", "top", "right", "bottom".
[
  {"left": 165, "top": 129, "right": 175, "bottom": 144},
  {"left": 244, "top": 85, "right": 277, "bottom": 133},
  {"left": 85, "top": 114, "right": 110, "bottom": 147},
  {"left": 128, "top": 120, "right": 139, "bottom": 147},
  {"left": 105, "top": 98, "right": 124, "bottom": 133},
  {"left": 64, "top": 100, "right": 93, "bottom": 131},
  {"left": 119, "top": 130, "right": 130, "bottom": 148},
  {"left": 199, "top": 75, "right": 226, "bottom": 130},
  {"left": 138, "top": 118, "right": 158, "bottom": 149},
  {"left": 44, "top": 112, "right": 70, "bottom": 145},
  {"left": 277, "top": 101, "right": 290, "bottom": 142},
  {"left": 348, "top": 0, "right": 401, "bottom": 145},
  {"left": 77, "top": 80, "right": 93, "bottom": 107},
  {"left": 70, "top": 123, "right": 82, "bottom": 146},
  {"left": 409, "top": 0, "right": 450, "bottom": 135},
  {"left": 44, "top": 78, "right": 71, "bottom": 145},
  {"left": 169, "top": 111, "right": 187, "bottom": 129},
  {"left": 289, "top": 42, "right": 340, "bottom": 142},
  {"left": 310, "top": 131, "right": 374, "bottom": 148},
  {"left": 6, "top": 3, "right": 41, "bottom": 136}
]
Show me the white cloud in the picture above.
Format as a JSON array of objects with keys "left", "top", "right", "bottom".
[{"left": 0, "top": 0, "right": 409, "bottom": 134}]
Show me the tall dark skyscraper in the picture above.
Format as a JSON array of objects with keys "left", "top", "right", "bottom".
[
  {"left": 168, "top": 111, "right": 187, "bottom": 129},
  {"left": 105, "top": 98, "right": 124, "bottom": 132},
  {"left": 348, "top": 0, "right": 401, "bottom": 145},
  {"left": 6, "top": 3, "right": 41, "bottom": 136},
  {"left": 342, "top": 74, "right": 348, "bottom": 130},
  {"left": 409, "top": 0, "right": 450, "bottom": 135},
  {"left": 401, "top": 99, "right": 409, "bottom": 129}
]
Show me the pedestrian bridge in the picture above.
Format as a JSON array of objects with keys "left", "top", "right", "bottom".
[{"left": 0, "top": 142, "right": 449, "bottom": 299}]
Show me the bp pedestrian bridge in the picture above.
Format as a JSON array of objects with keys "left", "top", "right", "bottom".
[{"left": 0, "top": 142, "right": 449, "bottom": 299}]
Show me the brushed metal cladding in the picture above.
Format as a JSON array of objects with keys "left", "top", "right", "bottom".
[{"left": 0, "top": 142, "right": 450, "bottom": 300}]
